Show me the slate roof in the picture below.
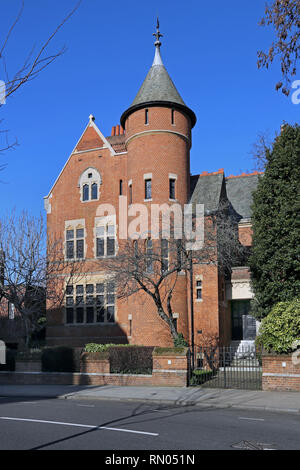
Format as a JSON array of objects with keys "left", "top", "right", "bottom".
[
  {"left": 225, "top": 173, "right": 262, "bottom": 220},
  {"left": 189, "top": 171, "right": 225, "bottom": 214},
  {"left": 190, "top": 171, "right": 262, "bottom": 220},
  {"left": 120, "top": 43, "right": 196, "bottom": 128},
  {"left": 131, "top": 63, "right": 186, "bottom": 108}
]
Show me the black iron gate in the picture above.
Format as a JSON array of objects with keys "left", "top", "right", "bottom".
[{"left": 189, "top": 345, "right": 262, "bottom": 390}]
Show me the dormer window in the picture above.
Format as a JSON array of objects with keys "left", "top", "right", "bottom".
[{"left": 79, "top": 168, "right": 101, "bottom": 202}]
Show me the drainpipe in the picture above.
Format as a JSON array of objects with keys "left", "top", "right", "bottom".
[{"left": 189, "top": 254, "right": 195, "bottom": 370}]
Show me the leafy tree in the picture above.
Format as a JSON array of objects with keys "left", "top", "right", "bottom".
[
  {"left": 258, "top": 0, "right": 300, "bottom": 95},
  {"left": 249, "top": 123, "right": 300, "bottom": 319}
]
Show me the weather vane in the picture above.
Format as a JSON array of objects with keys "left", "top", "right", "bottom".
[{"left": 153, "top": 17, "right": 163, "bottom": 44}]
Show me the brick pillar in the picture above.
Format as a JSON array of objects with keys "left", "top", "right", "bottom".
[{"left": 152, "top": 347, "right": 189, "bottom": 386}]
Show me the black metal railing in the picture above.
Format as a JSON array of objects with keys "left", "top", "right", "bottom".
[{"left": 189, "top": 345, "right": 262, "bottom": 390}]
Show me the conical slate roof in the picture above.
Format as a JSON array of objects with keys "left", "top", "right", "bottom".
[
  {"left": 131, "top": 56, "right": 186, "bottom": 107},
  {"left": 120, "top": 26, "right": 196, "bottom": 128}
]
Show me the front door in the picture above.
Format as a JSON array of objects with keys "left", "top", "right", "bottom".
[{"left": 231, "top": 300, "right": 256, "bottom": 341}]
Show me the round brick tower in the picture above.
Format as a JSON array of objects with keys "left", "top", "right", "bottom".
[
  {"left": 121, "top": 25, "right": 196, "bottom": 208},
  {"left": 120, "top": 22, "right": 197, "bottom": 346}
]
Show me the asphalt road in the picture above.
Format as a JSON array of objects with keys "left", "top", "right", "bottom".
[{"left": 0, "top": 396, "right": 299, "bottom": 451}]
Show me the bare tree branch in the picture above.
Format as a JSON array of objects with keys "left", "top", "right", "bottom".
[
  {"left": 103, "top": 207, "right": 246, "bottom": 345},
  {"left": 258, "top": 0, "right": 300, "bottom": 94},
  {"left": 0, "top": 1, "right": 82, "bottom": 159},
  {"left": 0, "top": 210, "right": 84, "bottom": 348}
]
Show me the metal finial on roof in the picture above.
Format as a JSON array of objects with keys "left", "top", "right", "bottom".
[
  {"left": 152, "top": 17, "right": 163, "bottom": 66},
  {"left": 153, "top": 17, "right": 163, "bottom": 45},
  {"left": 120, "top": 18, "right": 197, "bottom": 129}
]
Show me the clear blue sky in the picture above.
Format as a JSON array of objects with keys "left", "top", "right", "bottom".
[{"left": 0, "top": 0, "right": 299, "bottom": 217}]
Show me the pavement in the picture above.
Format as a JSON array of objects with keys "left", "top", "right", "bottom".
[{"left": 0, "top": 384, "right": 299, "bottom": 414}]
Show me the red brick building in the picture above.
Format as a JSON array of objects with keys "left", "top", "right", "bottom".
[{"left": 44, "top": 26, "right": 261, "bottom": 350}]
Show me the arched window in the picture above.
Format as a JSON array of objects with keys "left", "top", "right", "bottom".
[
  {"left": 79, "top": 168, "right": 101, "bottom": 202},
  {"left": 91, "top": 183, "right": 98, "bottom": 200},
  {"left": 83, "top": 184, "right": 89, "bottom": 201}
]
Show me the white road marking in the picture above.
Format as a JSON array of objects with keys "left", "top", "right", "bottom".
[
  {"left": 0, "top": 417, "right": 159, "bottom": 436},
  {"left": 239, "top": 417, "right": 265, "bottom": 422},
  {"left": 76, "top": 404, "right": 95, "bottom": 408}
]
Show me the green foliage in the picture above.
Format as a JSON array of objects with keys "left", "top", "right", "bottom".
[
  {"left": 84, "top": 343, "right": 153, "bottom": 374},
  {"left": 153, "top": 346, "right": 187, "bottom": 356},
  {"left": 84, "top": 343, "right": 121, "bottom": 353},
  {"left": 249, "top": 124, "right": 300, "bottom": 319},
  {"left": 190, "top": 369, "right": 215, "bottom": 386},
  {"left": 109, "top": 346, "right": 153, "bottom": 375},
  {"left": 256, "top": 299, "right": 300, "bottom": 354},
  {"left": 173, "top": 333, "right": 189, "bottom": 348}
]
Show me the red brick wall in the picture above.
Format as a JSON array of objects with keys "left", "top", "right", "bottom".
[
  {"left": 238, "top": 224, "right": 253, "bottom": 247},
  {"left": 0, "top": 350, "right": 189, "bottom": 387},
  {"left": 192, "top": 264, "right": 220, "bottom": 346},
  {"left": 124, "top": 106, "right": 191, "bottom": 347},
  {"left": 262, "top": 355, "right": 300, "bottom": 391},
  {"left": 45, "top": 104, "right": 223, "bottom": 351}
]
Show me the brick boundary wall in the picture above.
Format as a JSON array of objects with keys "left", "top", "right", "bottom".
[
  {"left": 262, "top": 354, "right": 300, "bottom": 392},
  {"left": 0, "top": 350, "right": 189, "bottom": 388},
  {"left": 15, "top": 360, "right": 42, "bottom": 373}
]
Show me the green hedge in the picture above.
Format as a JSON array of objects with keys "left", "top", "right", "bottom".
[
  {"left": 84, "top": 343, "right": 123, "bottom": 353},
  {"left": 153, "top": 347, "right": 187, "bottom": 356},
  {"left": 190, "top": 369, "right": 215, "bottom": 386},
  {"left": 84, "top": 343, "right": 153, "bottom": 374},
  {"left": 109, "top": 346, "right": 153, "bottom": 374}
]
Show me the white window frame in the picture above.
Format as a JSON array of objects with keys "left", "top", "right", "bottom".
[
  {"left": 78, "top": 167, "right": 101, "bottom": 203},
  {"left": 195, "top": 275, "right": 203, "bottom": 302},
  {"left": 94, "top": 216, "right": 117, "bottom": 258},
  {"left": 65, "top": 219, "right": 86, "bottom": 261}
]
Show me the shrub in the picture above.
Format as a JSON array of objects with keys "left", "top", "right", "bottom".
[
  {"left": 84, "top": 343, "right": 153, "bottom": 374},
  {"left": 109, "top": 346, "right": 153, "bottom": 374},
  {"left": 153, "top": 346, "right": 187, "bottom": 356},
  {"left": 173, "top": 333, "right": 189, "bottom": 347},
  {"left": 84, "top": 343, "right": 122, "bottom": 353},
  {"left": 256, "top": 299, "right": 300, "bottom": 354},
  {"left": 190, "top": 369, "right": 215, "bottom": 386},
  {"left": 42, "top": 347, "right": 83, "bottom": 372}
]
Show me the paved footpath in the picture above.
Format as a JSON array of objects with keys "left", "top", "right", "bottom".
[{"left": 0, "top": 385, "right": 299, "bottom": 414}]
